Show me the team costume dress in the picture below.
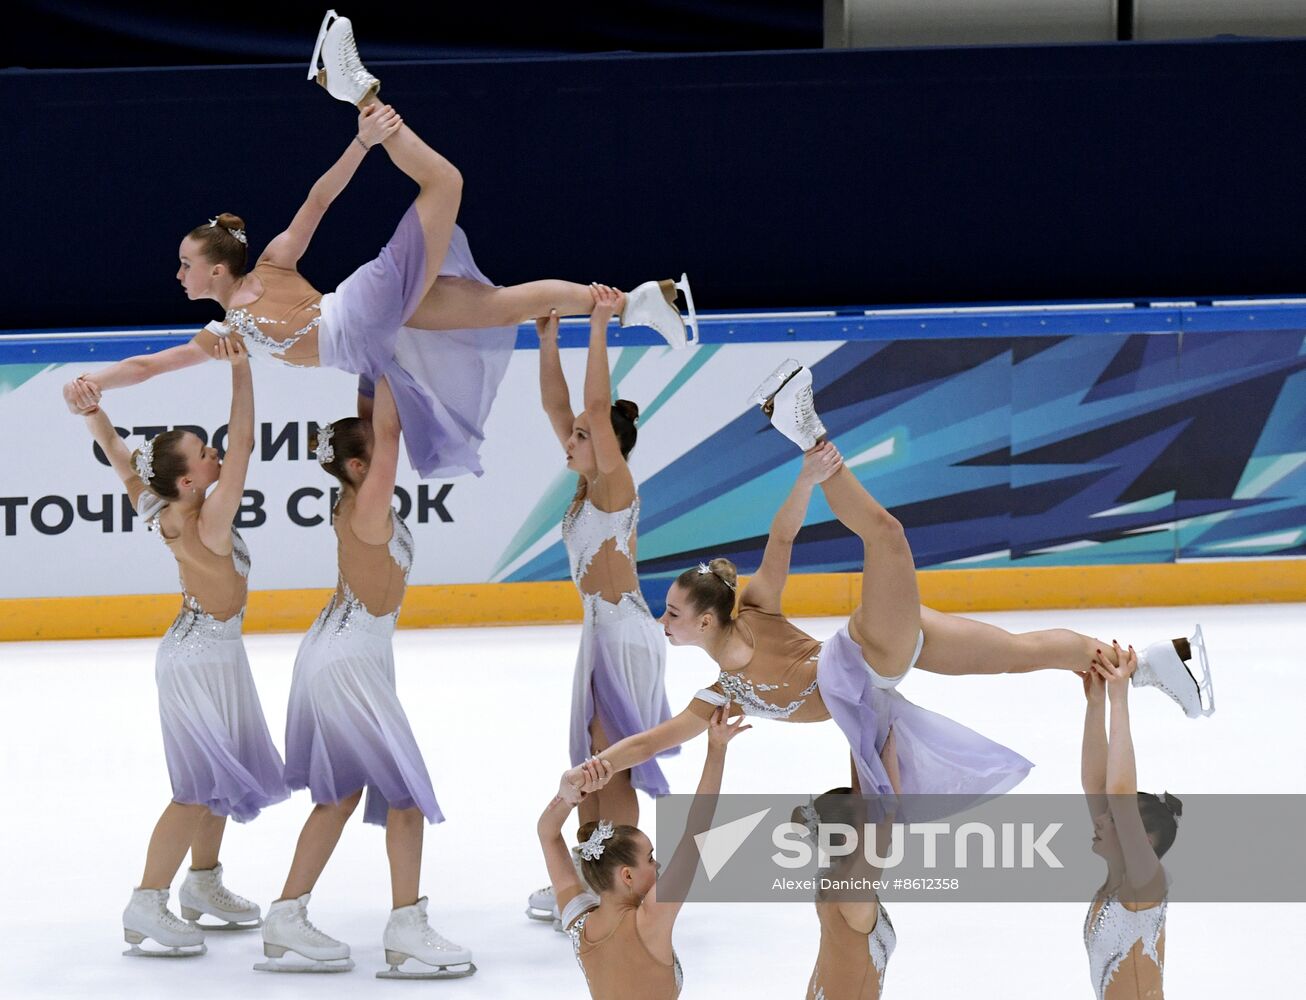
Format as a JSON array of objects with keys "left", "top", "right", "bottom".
[
  {"left": 282, "top": 497, "right": 441, "bottom": 826},
  {"left": 1083, "top": 877, "right": 1168, "bottom": 1000},
  {"left": 694, "top": 607, "right": 1032, "bottom": 807},
  {"left": 204, "top": 208, "right": 514, "bottom": 479},
  {"left": 807, "top": 901, "right": 896, "bottom": 1000},
  {"left": 559, "top": 890, "right": 683, "bottom": 1000},
  {"left": 563, "top": 494, "right": 676, "bottom": 798}
]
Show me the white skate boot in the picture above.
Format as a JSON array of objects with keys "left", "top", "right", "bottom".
[
  {"left": 179, "top": 864, "right": 261, "bottom": 930},
  {"left": 254, "top": 893, "right": 353, "bottom": 973},
  {"left": 621, "top": 273, "right": 698, "bottom": 348},
  {"left": 308, "top": 9, "right": 381, "bottom": 106},
  {"left": 1134, "top": 625, "right": 1214, "bottom": 718},
  {"left": 122, "top": 888, "right": 207, "bottom": 957},
  {"left": 377, "top": 897, "right": 477, "bottom": 979},
  {"left": 525, "top": 884, "right": 555, "bottom": 923},
  {"left": 750, "top": 360, "right": 827, "bottom": 451}
]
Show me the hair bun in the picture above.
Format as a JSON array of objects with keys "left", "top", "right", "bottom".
[
  {"left": 576, "top": 821, "right": 599, "bottom": 844},
  {"left": 1162, "top": 791, "right": 1183, "bottom": 818},
  {"left": 613, "top": 399, "right": 640, "bottom": 423},
  {"left": 708, "top": 557, "right": 738, "bottom": 590},
  {"left": 214, "top": 212, "right": 246, "bottom": 232}
]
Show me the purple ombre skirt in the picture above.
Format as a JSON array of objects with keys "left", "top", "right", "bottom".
[
  {"left": 155, "top": 606, "right": 288, "bottom": 822},
  {"left": 283, "top": 594, "right": 443, "bottom": 827},
  {"left": 570, "top": 592, "right": 677, "bottom": 798},
  {"left": 817, "top": 626, "right": 1032, "bottom": 816},
  {"left": 319, "top": 204, "right": 516, "bottom": 479}
]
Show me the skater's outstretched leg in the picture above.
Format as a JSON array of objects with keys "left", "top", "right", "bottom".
[
  {"left": 279, "top": 791, "right": 363, "bottom": 901},
  {"left": 407, "top": 277, "right": 598, "bottom": 331},
  {"left": 914, "top": 608, "right": 1116, "bottom": 676},
  {"left": 139, "top": 801, "right": 208, "bottom": 890}
]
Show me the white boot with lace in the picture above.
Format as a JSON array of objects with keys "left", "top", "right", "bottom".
[
  {"left": 751, "top": 360, "right": 827, "bottom": 451},
  {"left": 122, "top": 888, "right": 206, "bottom": 957},
  {"left": 378, "top": 897, "right": 477, "bottom": 979},
  {"left": 308, "top": 10, "right": 381, "bottom": 106},
  {"left": 179, "top": 864, "right": 261, "bottom": 930},
  {"left": 254, "top": 893, "right": 353, "bottom": 973}
]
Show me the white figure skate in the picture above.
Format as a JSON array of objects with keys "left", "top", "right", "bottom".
[
  {"left": 750, "top": 359, "right": 827, "bottom": 451},
  {"left": 1135, "top": 625, "right": 1214, "bottom": 718},
  {"left": 308, "top": 10, "right": 381, "bottom": 106},
  {"left": 122, "top": 888, "right": 207, "bottom": 958},
  {"left": 254, "top": 893, "right": 354, "bottom": 973},
  {"left": 179, "top": 864, "right": 261, "bottom": 930},
  {"left": 621, "top": 273, "right": 698, "bottom": 348},
  {"left": 377, "top": 897, "right": 477, "bottom": 979},
  {"left": 525, "top": 884, "right": 555, "bottom": 923}
]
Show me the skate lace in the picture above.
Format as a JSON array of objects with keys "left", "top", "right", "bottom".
[
  {"left": 532, "top": 885, "right": 554, "bottom": 897},
  {"left": 794, "top": 384, "right": 821, "bottom": 433},
  {"left": 157, "top": 906, "right": 194, "bottom": 934},
  {"left": 421, "top": 926, "right": 463, "bottom": 953},
  {"left": 211, "top": 885, "right": 252, "bottom": 911},
  {"left": 339, "top": 27, "right": 374, "bottom": 85},
  {"left": 295, "top": 911, "right": 339, "bottom": 946}
]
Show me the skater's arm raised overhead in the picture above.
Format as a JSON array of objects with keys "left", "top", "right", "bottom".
[
  {"left": 352, "top": 375, "right": 401, "bottom": 544},
  {"left": 62, "top": 340, "right": 211, "bottom": 412},
  {"left": 1093, "top": 644, "right": 1163, "bottom": 894},
  {"left": 740, "top": 441, "right": 843, "bottom": 614},
  {"left": 82, "top": 407, "right": 138, "bottom": 487},
  {"left": 1080, "top": 667, "right": 1109, "bottom": 822},
  {"left": 641, "top": 707, "right": 750, "bottom": 926},
  {"left": 559, "top": 706, "right": 711, "bottom": 805},
  {"left": 197, "top": 337, "right": 254, "bottom": 550},
  {"left": 537, "top": 759, "right": 613, "bottom": 914},
  {"left": 535, "top": 310, "right": 574, "bottom": 447},
  {"left": 259, "top": 103, "right": 403, "bottom": 270},
  {"left": 582, "top": 285, "right": 633, "bottom": 483}
]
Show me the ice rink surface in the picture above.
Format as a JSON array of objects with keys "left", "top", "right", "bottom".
[{"left": 2, "top": 603, "right": 1302, "bottom": 999}]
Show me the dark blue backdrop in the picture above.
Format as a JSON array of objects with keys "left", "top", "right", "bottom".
[{"left": 5, "top": 37, "right": 1306, "bottom": 331}]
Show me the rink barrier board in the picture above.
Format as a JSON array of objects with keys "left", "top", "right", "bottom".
[{"left": 3, "top": 560, "right": 1302, "bottom": 642}]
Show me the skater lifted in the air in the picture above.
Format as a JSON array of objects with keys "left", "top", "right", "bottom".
[
  {"left": 62, "top": 9, "right": 696, "bottom": 479},
  {"left": 537, "top": 705, "right": 749, "bottom": 999},
  {"left": 80, "top": 336, "right": 288, "bottom": 958},
  {"left": 557, "top": 361, "right": 1214, "bottom": 805},
  {"left": 256, "top": 375, "right": 471, "bottom": 979},
  {"left": 1080, "top": 643, "right": 1179, "bottom": 1000},
  {"left": 523, "top": 286, "right": 678, "bottom": 929}
]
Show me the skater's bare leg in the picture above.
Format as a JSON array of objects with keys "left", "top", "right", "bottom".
[
  {"left": 577, "top": 717, "right": 638, "bottom": 829},
  {"left": 139, "top": 801, "right": 209, "bottom": 890},
  {"left": 278, "top": 791, "right": 363, "bottom": 901},
  {"left": 407, "top": 277, "right": 598, "bottom": 331},
  {"left": 386, "top": 807, "right": 423, "bottom": 910},
  {"left": 188, "top": 810, "right": 227, "bottom": 871},
  {"left": 819, "top": 465, "right": 922, "bottom": 680},
  {"left": 914, "top": 606, "right": 1122, "bottom": 676}
]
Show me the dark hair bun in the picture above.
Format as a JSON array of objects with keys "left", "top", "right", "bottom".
[
  {"left": 1162, "top": 792, "right": 1183, "bottom": 818},
  {"left": 613, "top": 399, "right": 639, "bottom": 423},
  {"left": 708, "top": 557, "right": 738, "bottom": 590},
  {"left": 213, "top": 212, "right": 246, "bottom": 231}
]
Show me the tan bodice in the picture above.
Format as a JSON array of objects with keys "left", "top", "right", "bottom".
[
  {"left": 214, "top": 261, "right": 323, "bottom": 367},
  {"left": 334, "top": 498, "right": 412, "bottom": 617},
  {"left": 807, "top": 902, "right": 896, "bottom": 1000},
  {"left": 130, "top": 476, "right": 248, "bottom": 621},
  {"left": 574, "top": 906, "right": 682, "bottom": 1000},
  {"left": 701, "top": 608, "right": 829, "bottom": 722}
]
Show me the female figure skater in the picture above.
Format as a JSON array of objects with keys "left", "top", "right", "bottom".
[
  {"left": 80, "top": 337, "right": 287, "bottom": 957},
  {"left": 537, "top": 705, "right": 750, "bottom": 999},
  {"left": 799, "top": 731, "right": 901, "bottom": 1000},
  {"left": 558, "top": 363, "right": 1211, "bottom": 804},
  {"left": 62, "top": 11, "right": 696, "bottom": 478},
  {"left": 255, "top": 376, "right": 471, "bottom": 978},
  {"left": 525, "top": 286, "right": 677, "bottom": 925},
  {"left": 1081, "top": 643, "right": 1178, "bottom": 1000}
]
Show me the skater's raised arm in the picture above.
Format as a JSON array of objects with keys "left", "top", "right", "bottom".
[
  {"left": 642, "top": 707, "right": 750, "bottom": 926},
  {"left": 351, "top": 376, "right": 401, "bottom": 543},
  {"left": 1093, "top": 644, "right": 1163, "bottom": 893},
  {"left": 582, "top": 285, "right": 633, "bottom": 486},
  {"left": 83, "top": 407, "right": 138, "bottom": 488},
  {"left": 558, "top": 706, "right": 711, "bottom": 805},
  {"left": 197, "top": 337, "right": 253, "bottom": 551},
  {"left": 537, "top": 759, "right": 614, "bottom": 913},
  {"left": 62, "top": 340, "right": 212, "bottom": 413},
  {"left": 259, "top": 103, "right": 403, "bottom": 270},
  {"left": 1080, "top": 668, "right": 1109, "bottom": 822},
  {"left": 535, "top": 310, "right": 574, "bottom": 448},
  {"left": 740, "top": 441, "right": 843, "bottom": 613}
]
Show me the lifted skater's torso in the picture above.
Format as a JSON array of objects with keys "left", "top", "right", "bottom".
[
  {"left": 697, "top": 607, "right": 829, "bottom": 722},
  {"left": 208, "top": 261, "right": 324, "bottom": 367}
]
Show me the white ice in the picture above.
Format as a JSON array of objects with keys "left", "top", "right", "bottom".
[{"left": 1, "top": 604, "right": 1302, "bottom": 999}]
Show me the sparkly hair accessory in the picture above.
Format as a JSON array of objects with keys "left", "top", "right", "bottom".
[
  {"left": 134, "top": 438, "right": 156, "bottom": 483},
  {"left": 314, "top": 423, "right": 335, "bottom": 465},
  {"left": 578, "top": 820, "right": 616, "bottom": 861},
  {"left": 209, "top": 218, "right": 248, "bottom": 246},
  {"left": 697, "top": 561, "right": 737, "bottom": 592},
  {"left": 799, "top": 799, "right": 820, "bottom": 840}
]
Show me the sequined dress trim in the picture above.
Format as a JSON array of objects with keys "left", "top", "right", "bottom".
[
  {"left": 562, "top": 495, "right": 640, "bottom": 590},
  {"left": 218, "top": 305, "right": 321, "bottom": 369},
  {"left": 313, "top": 511, "right": 414, "bottom": 641},
  {"left": 165, "top": 529, "right": 250, "bottom": 644}
]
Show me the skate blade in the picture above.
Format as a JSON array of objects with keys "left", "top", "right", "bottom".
[
  {"left": 254, "top": 956, "right": 354, "bottom": 973},
  {"left": 187, "top": 917, "right": 261, "bottom": 931},
  {"left": 1190, "top": 624, "right": 1215, "bottom": 717},
  {"left": 525, "top": 906, "right": 555, "bottom": 922},
  {"left": 123, "top": 941, "right": 206, "bottom": 958},
  {"left": 749, "top": 359, "right": 803, "bottom": 411},
  {"left": 675, "top": 273, "right": 699, "bottom": 346},
  {"left": 308, "top": 9, "right": 338, "bottom": 80},
  {"left": 377, "top": 960, "right": 477, "bottom": 980}
]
